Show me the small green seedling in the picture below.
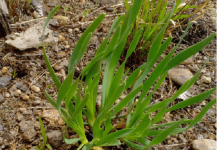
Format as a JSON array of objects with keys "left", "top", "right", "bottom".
[{"left": 32, "top": 116, "right": 53, "bottom": 150}]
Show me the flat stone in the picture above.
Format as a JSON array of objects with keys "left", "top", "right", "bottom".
[
  {"left": 2, "top": 132, "right": 14, "bottom": 142},
  {"left": 42, "top": 109, "right": 65, "bottom": 126},
  {"left": 19, "top": 121, "right": 34, "bottom": 132},
  {"left": 0, "top": 75, "right": 12, "bottom": 89},
  {"left": 5, "top": 20, "right": 58, "bottom": 51},
  {"left": 191, "top": 139, "right": 217, "bottom": 150},
  {"left": 168, "top": 68, "right": 193, "bottom": 86},
  {"left": 47, "top": 130, "right": 62, "bottom": 148},
  {"left": 22, "top": 128, "right": 37, "bottom": 142}
]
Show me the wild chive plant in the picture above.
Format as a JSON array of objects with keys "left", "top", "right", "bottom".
[
  {"left": 42, "top": 2, "right": 216, "bottom": 150},
  {"left": 123, "top": 0, "right": 212, "bottom": 61}
]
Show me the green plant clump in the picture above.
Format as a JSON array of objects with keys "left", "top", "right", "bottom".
[
  {"left": 41, "top": 2, "right": 216, "bottom": 150},
  {"left": 124, "top": 0, "right": 212, "bottom": 57}
]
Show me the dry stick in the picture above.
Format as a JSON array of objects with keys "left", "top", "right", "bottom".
[
  {"left": 111, "top": 99, "right": 138, "bottom": 133},
  {"left": 111, "top": 70, "right": 142, "bottom": 132}
]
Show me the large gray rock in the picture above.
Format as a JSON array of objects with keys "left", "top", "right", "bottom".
[
  {"left": 5, "top": 20, "right": 58, "bottom": 51},
  {"left": 191, "top": 139, "right": 217, "bottom": 150},
  {"left": 168, "top": 68, "right": 193, "bottom": 86}
]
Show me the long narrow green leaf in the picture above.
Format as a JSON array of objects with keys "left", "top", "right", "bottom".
[
  {"left": 149, "top": 118, "right": 185, "bottom": 145},
  {"left": 39, "top": 116, "right": 47, "bottom": 145},
  {"left": 127, "top": 0, "right": 143, "bottom": 27},
  {"left": 124, "top": 139, "right": 148, "bottom": 150},
  {"left": 44, "top": 86, "right": 69, "bottom": 120},
  {"left": 150, "top": 119, "right": 193, "bottom": 130},
  {"left": 76, "top": 33, "right": 93, "bottom": 65},
  {"left": 147, "top": 4, "right": 175, "bottom": 63},
  {"left": 166, "top": 87, "right": 216, "bottom": 112},
  {"left": 65, "top": 79, "right": 79, "bottom": 112},
  {"left": 126, "top": 28, "right": 143, "bottom": 59},
  {"left": 131, "top": 113, "right": 151, "bottom": 135},
  {"left": 151, "top": 106, "right": 166, "bottom": 125},
  {"left": 42, "top": 6, "right": 61, "bottom": 89},
  {"left": 96, "top": 129, "right": 133, "bottom": 146},
  {"left": 68, "top": 14, "right": 105, "bottom": 72},
  {"left": 71, "top": 93, "right": 90, "bottom": 121},
  {"left": 57, "top": 69, "right": 75, "bottom": 113},
  {"left": 187, "top": 99, "right": 216, "bottom": 129},
  {"left": 111, "top": 84, "right": 143, "bottom": 116},
  {"left": 64, "top": 138, "right": 82, "bottom": 144},
  {"left": 165, "top": 33, "right": 216, "bottom": 71}
]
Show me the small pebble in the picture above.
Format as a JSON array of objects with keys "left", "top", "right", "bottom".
[
  {"left": 68, "top": 29, "right": 73, "bottom": 33},
  {"left": 31, "top": 85, "right": 40, "bottom": 93},
  {"left": 32, "top": 100, "right": 41, "bottom": 106},
  {"left": 200, "top": 101, "right": 206, "bottom": 106},
  {"left": 22, "top": 95, "right": 29, "bottom": 101},
  {"left": 14, "top": 90, "right": 21, "bottom": 97},
  {"left": 23, "top": 110, "right": 33, "bottom": 115},
  {"left": 74, "top": 28, "right": 80, "bottom": 32},
  {"left": 58, "top": 35, "right": 65, "bottom": 42},
  {"left": 65, "top": 45, "right": 70, "bottom": 49},
  {"left": 59, "top": 45, "right": 65, "bottom": 50},
  {"left": 53, "top": 65, "right": 63, "bottom": 71},
  {"left": 2, "top": 67, "right": 8, "bottom": 73},
  {"left": 201, "top": 76, "right": 211, "bottom": 84},
  {"left": 5, "top": 92, "right": 10, "bottom": 97},
  {"left": 20, "top": 108, "right": 27, "bottom": 112}
]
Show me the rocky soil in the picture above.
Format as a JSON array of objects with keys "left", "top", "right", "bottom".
[{"left": 0, "top": 0, "right": 216, "bottom": 150}]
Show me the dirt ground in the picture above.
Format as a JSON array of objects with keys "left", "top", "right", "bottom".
[{"left": 0, "top": 0, "right": 216, "bottom": 150}]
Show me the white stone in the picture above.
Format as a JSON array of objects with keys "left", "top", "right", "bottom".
[
  {"left": 68, "top": 29, "right": 73, "bottom": 33},
  {"left": 191, "top": 139, "right": 217, "bottom": 150},
  {"left": 201, "top": 76, "right": 211, "bottom": 84},
  {"left": 5, "top": 21, "right": 58, "bottom": 51},
  {"left": 31, "top": 85, "right": 40, "bottom": 93}
]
